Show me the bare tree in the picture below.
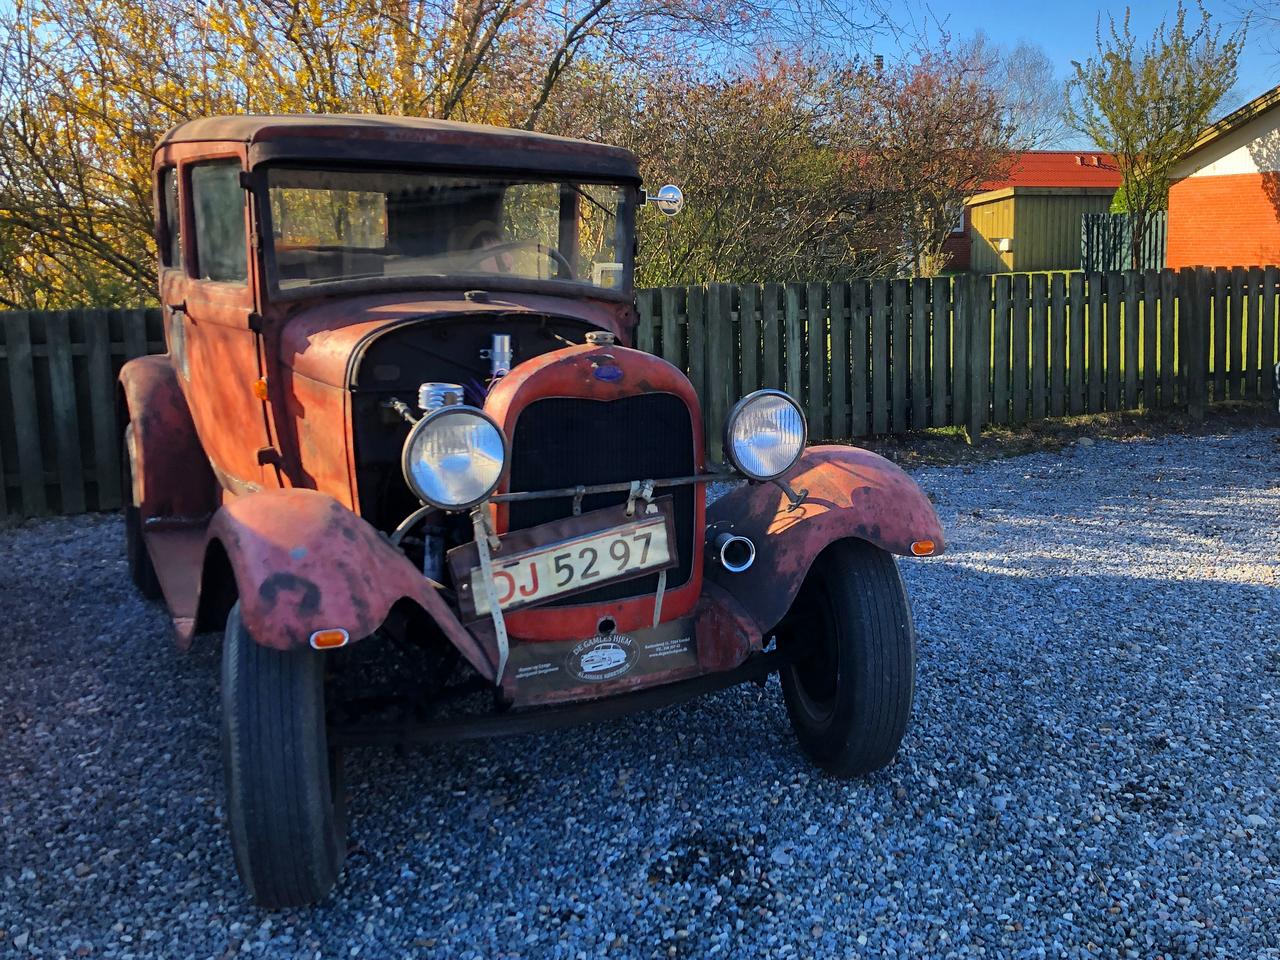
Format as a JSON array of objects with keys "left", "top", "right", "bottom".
[
  {"left": 978, "top": 35, "right": 1071, "bottom": 149},
  {"left": 1231, "top": 0, "right": 1277, "bottom": 70},
  {"left": 1066, "top": 1, "right": 1246, "bottom": 269},
  {"left": 856, "top": 46, "right": 1014, "bottom": 275}
]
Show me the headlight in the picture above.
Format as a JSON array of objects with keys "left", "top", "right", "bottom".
[
  {"left": 401, "top": 406, "right": 507, "bottom": 510},
  {"left": 724, "top": 390, "right": 806, "bottom": 481}
]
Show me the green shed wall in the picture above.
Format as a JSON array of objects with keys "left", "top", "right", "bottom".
[
  {"left": 969, "top": 197, "right": 1016, "bottom": 272},
  {"left": 968, "top": 189, "right": 1117, "bottom": 273},
  {"left": 1014, "top": 193, "right": 1115, "bottom": 271}
]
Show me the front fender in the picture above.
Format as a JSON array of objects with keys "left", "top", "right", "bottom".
[
  {"left": 206, "top": 489, "right": 496, "bottom": 678},
  {"left": 706, "top": 445, "right": 945, "bottom": 634}
]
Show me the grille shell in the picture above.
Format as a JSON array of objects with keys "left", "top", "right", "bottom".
[{"left": 506, "top": 393, "right": 697, "bottom": 604}]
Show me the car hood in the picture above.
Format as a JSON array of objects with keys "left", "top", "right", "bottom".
[{"left": 276, "top": 291, "right": 627, "bottom": 388}]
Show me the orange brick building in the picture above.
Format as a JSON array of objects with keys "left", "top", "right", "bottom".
[{"left": 1167, "top": 84, "right": 1280, "bottom": 269}]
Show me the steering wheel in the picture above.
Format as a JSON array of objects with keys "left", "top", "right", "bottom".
[{"left": 457, "top": 238, "right": 575, "bottom": 281}]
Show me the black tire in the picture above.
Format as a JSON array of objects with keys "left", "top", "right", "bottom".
[
  {"left": 222, "top": 602, "right": 347, "bottom": 907},
  {"left": 777, "top": 538, "right": 916, "bottom": 777},
  {"left": 122, "top": 431, "right": 162, "bottom": 601}
]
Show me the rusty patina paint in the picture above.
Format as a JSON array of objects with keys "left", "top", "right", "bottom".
[
  {"left": 118, "top": 355, "right": 216, "bottom": 523},
  {"left": 706, "top": 445, "right": 946, "bottom": 635},
  {"left": 270, "top": 293, "right": 632, "bottom": 500},
  {"left": 693, "top": 582, "right": 761, "bottom": 673},
  {"left": 142, "top": 118, "right": 901, "bottom": 709},
  {"left": 484, "top": 343, "right": 706, "bottom": 641},
  {"left": 203, "top": 489, "right": 496, "bottom": 677},
  {"left": 488, "top": 581, "right": 760, "bottom": 707},
  {"left": 158, "top": 115, "right": 641, "bottom": 185}
]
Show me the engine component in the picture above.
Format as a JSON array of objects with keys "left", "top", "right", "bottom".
[
  {"left": 418, "top": 382, "right": 464, "bottom": 413},
  {"left": 489, "top": 334, "right": 512, "bottom": 379}
]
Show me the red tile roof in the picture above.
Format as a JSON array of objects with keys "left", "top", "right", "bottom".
[{"left": 982, "top": 151, "right": 1122, "bottom": 191}]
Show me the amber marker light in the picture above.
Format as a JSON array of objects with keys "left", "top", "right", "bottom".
[
  {"left": 910, "top": 540, "right": 936, "bottom": 557},
  {"left": 309, "top": 628, "right": 350, "bottom": 650},
  {"left": 252, "top": 377, "right": 269, "bottom": 400}
]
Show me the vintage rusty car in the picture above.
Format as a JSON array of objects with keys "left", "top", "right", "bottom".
[{"left": 120, "top": 115, "right": 946, "bottom": 907}]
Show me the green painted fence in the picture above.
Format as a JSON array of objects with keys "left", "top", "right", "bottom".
[
  {"left": 1, "top": 266, "right": 1277, "bottom": 521},
  {"left": 640, "top": 266, "right": 1278, "bottom": 462},
  {"left": 1081, "top": 212, "right": 1168, "bottom": 273}
]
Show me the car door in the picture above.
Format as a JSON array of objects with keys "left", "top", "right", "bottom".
[{"left": 159, "top": 150, "right": 276, "bottom": 494}]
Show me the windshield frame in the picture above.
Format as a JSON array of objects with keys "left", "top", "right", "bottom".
[{"left": 253, "top": 164, "right": 639, "bottom": 303}]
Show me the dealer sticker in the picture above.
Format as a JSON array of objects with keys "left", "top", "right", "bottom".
[
  {"left": 566, "top": 634, "right": 639, "bottom": 682},
  {"left": 504, "top": 617, "right": 701, "bottom": 705}
]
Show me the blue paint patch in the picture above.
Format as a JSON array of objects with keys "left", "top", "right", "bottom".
[
  {"left": 290, "top": 546, "right": 308, "bottom": 561},
  {"left": 593, "top": 364, "right": 624, "bottom": 382}
]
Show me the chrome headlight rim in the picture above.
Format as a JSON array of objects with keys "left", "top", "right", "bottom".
[
  {"left": 723, "top": 388, "right": 807, "bottom": 481},
  {"left": 400, "top": 405, "right": 509, "bottom": 511}
]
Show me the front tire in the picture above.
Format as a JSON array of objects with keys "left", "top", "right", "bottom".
[
  {"left": 222, "top": 602, "right": 347, "bottom": 907},
  {"left": 777, "top": 538, "right": 916, "bottom": 777}
]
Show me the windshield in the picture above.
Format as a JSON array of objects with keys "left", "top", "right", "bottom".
[{"left": 264, "top": 168, "right": 633, "bottom": 295}]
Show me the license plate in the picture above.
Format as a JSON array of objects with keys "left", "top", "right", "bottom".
[{"left": 468, "top": 513, "right": 673, "bottom": 616}]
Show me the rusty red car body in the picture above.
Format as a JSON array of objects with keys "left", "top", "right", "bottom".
[{"left": 118, "top": 114, "right": 945, "bottom": 907}]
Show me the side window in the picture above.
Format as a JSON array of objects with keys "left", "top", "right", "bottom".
[
  {"left": 160, "top": 168, "right": 182, "bottom": 268},
  {"left": 190, "top": 161, "right": 248, "bottom": 283}
]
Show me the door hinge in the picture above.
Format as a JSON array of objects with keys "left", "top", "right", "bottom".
[
  {"left": 247, "top": 312, "right": 263, "bottom": 333},
  {"left": 255, "top": 446, "right": 280, "bottom": 466},
  {"left": 239, "top": 170, "right": 254, "bottom": 190}
]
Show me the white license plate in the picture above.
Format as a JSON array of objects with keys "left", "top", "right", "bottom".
[{"left": 470, "top": 515, "right": 672, "bottom": 615}]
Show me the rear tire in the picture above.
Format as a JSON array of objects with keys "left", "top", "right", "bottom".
[
  {"left": 122, "top": 429, "right": 162, "bottom": 601},
  {"left": 777, "top": 538, "right": 916, "bottom": 777},
  {"left": 222, "top": 602, "right": 347, "bottom": 907}
]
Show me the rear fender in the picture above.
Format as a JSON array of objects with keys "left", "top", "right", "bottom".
[
  {"left": 117, "top": 355, "right": 215, "bottom": 521},
  {"left": 206, "top": 489, "right": 496, "bottom": 678},
  {"left": 705, "top": 445, "right": 945, "bottom": 634}
]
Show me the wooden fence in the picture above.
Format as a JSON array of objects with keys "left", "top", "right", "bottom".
[
  {"left": 638, "top": 266, "right": 1278, "bottom": 461},
  {"left": 1, "top": 266, "right": 1277, "bottom": 520},
  {"left": 1081, "top": 212, "right": 1167, "bottom": 273},
  {"left": 0, "top": 308, "right": 165, "bottom": 519}
]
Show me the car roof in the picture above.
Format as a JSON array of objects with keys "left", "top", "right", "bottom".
[{"left": 158, "top": 114, "right": 641, "bottom": 182}]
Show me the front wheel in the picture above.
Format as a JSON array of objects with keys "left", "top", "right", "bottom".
[
  {"left": 777, "top": 538, "right": 916, "bottom": 777},
  {"left": 222, "top": 602, "right": 347, "bottom": 907}
]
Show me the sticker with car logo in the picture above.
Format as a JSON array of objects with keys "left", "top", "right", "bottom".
[
  {"left": 566, "top": 634, "right": 638, "bottom": 682},
  {"left": 504, "top": 617, "right": 700, "bottom": 706}
]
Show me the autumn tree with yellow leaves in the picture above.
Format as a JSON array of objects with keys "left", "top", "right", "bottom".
[{"left": 0, "top": 0, "right": 1024, "bottom": 306}]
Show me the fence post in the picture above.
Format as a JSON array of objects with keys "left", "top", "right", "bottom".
[
  {"left": 952, "top": 275, "right": 969, "bottom": 432},
  {"left": 705, "top": 284, "right": 732, "bottom": 462},
  {"left": 1264, "top": 267, "right": 1278, "bottom": 405},
  {"left": 967, "top": 273, "right": 990, "bottom": 441},
  {"left": 5, "top": 311, "right": 48, "bottom": 516},
  {"left": 1181, "top": 267, "right": 1208, "bottom": 421},
  {"left": 635, "top": 289, "right": 656, "bottom": 354}
]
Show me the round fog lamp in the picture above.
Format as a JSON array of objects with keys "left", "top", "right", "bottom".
[
  {"left": 402, "top": 406, "right": 507, "bottom": 510},
  {"left": 724, "top": 390, "right": 806, "bottom": 481}
]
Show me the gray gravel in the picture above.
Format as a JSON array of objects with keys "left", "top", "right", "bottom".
[{"left": 3, "top": 428, "right": 1279, "bottom": 959}]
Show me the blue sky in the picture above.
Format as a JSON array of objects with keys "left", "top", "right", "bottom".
[{"left": 882, "top": 0, "right": 1278, "bottom": 143}]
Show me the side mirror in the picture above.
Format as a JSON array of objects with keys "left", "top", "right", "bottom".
[{"left": 644, "top": 184, "right": 684, "bottom": 217}]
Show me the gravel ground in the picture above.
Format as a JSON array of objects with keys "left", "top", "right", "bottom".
[{"left": 2, "top": 428, "right": 1279, "bottom": 960}]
